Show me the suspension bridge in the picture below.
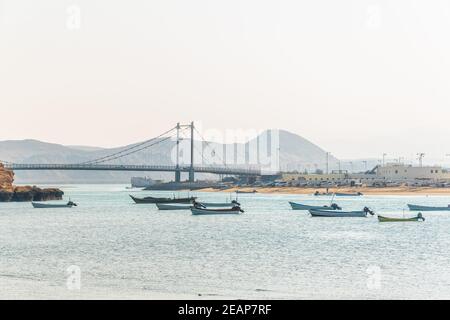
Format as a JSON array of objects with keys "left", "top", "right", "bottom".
[{"left": 2, "top": 122, "right": 264, "bottom": 182}]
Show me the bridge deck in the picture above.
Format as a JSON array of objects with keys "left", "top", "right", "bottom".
[{"left": 4, "top": 163, "right": 262, "bottom": 176}]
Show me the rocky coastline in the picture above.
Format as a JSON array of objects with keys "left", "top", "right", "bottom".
[{"left": 0, "top": 163, "right": 64, "bottom": 202}]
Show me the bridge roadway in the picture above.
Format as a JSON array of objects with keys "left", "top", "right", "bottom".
[{"left": 4, "top": 163, "right": 262, "bottom": 176}]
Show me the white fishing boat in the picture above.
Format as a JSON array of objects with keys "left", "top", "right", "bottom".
[
  {"left": 191, "top": 206, "right": 244, "bottom": 215},
  {"left": 32, "top": 201, "right": 77, "bottom": 209},
  {"left": 195, "top": 200, "right": 241, "bottom": 208},
  {"left": 407, "top": 204, "right": 450, "bottom": 211},
  {"left": 155, "top": 203, "right": 192, "bottom": 210},
  {"left": 289, "top": 202, "right": 341, "bottom": 211},
  {"left": 309, "top": 207, "right": 374, "bottom": 217}
]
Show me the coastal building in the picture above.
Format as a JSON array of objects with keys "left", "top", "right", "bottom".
[
  {"left": 282, "top": 164, "right": 450, "bottom": 185},
  {"left": 376, "top": 163, "right": 450, "bottom": 181}
]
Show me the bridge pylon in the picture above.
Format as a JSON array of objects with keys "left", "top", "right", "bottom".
[
  {"left": 175, "top": 122, "right": 181, "bottom": 183},
  {"left": 189, "top": 121, "right": 195, "bottom": 182}
]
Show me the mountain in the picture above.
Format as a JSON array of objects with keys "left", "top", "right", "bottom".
[{"left": 0, "top": 130, "right": 339, "bottom": 184}]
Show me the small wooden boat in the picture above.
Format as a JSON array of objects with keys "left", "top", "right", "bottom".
[
  {"left": 195, "top": 200, "right": 241, "bottom": 208},
  {"left": 378, "top": 213, "right": 425, "bottom": 222},
  {"left": 130, "top": 195, "right": 196, "bottom": 204},
  {"left": 309, "top": 207, "right": 374, "bottom": 217},
  {"left": 334, "top": 192, "right": 363, "bottom": 197},
  {"left": 32, "top": 201, "right": 77, "bottom": 209},
  {"left": 314, "top": 191, "right": 363, "bottom": 197},
  {"left": 156, "top": 203, "right": 192, "bottom": 210},
  {"left": 289, "top": 202, "right": 341, "bottom": 211},
  {"left": 407, "top": 204, "right": 450, "bottom": 211},
  {"left": 191, "top": 206, "right": 244, "bottom": 215},
  {"left": 313, "top": 192, "right": 334, "bottom": 196},
  {"left": 236, "top": 190, "right": 257, "bottom": 194}
]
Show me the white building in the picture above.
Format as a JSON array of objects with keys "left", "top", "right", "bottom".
[{"left": 376, "top": 163, "right": 450, "bottom": 181}]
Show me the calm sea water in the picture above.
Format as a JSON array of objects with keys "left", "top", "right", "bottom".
[{"left": 1, "top": 184, "right": 450, "bottom": 299}]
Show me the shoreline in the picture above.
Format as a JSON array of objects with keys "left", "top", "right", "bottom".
[{"left": 196, "top": 186, "right": 450, "bottom": 196}]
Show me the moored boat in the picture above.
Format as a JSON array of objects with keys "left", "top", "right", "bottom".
[
  {"left": 191, "top": 206, "right": 244, "bottom": 215},
  {"left": 313, "top": 192, "right": 334, "bottom": 196},
  {"left": 378, "top": 213, "right": 425, "bottom": 222},
  {"left": 156, "top": 203, "right": 192, "bottom": 210},
  {"left": 314, "top": 191, "right": 363, "bottom": 197},
  {"left": 32, "top": 201, "right": 77, "bottom": 209},
  {"left": 195, "top": 200, "right": 241, "bottom": 208},
  {"left": 236, "top": 190, "right": 257, "bottom": 194},
  {"left": 334, "top": 192, "right": 363, "bottom": 197},
  {"left": 309, "top": 207, "right": 374, "bottom": 217},
  {"left": 289, "top": 202, "right": 341, "bottom": 211},
  {"left": 130, "top": 195, "right": 196, "bottom": 204},
  {"left": 407, "top": 204, "right": 450, "bottom": 211}
]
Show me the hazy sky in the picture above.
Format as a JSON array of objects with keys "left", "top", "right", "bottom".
[{"left": 1, "top": 0, "right": 450, "bottom": 161}]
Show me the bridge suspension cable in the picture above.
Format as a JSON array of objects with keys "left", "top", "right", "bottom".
[{"left": 80, "top": 126, "right": 178, "bottom": 165}]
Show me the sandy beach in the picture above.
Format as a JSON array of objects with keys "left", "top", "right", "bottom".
[{"left": 197, "top": 186, "right": 450, "bottom": 196}]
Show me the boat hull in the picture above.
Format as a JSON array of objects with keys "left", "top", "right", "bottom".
[
  {"left": 378, "top": 215, "right": 424, "bottom": 222},
  {"left": 289, "top": 202, "right": 338, "bottom": 211},
  {"left": 197, "top": 202, "right": 239, "bottom": 208},
  {"left": 156, "top": 203, "right": 192, "bottom": 210},
  {"left": 32, "top": 202, "right": 74, "bottom": 208},
  {"left": 191, "top": 207, "right": 242, "bottom": 215},
  {"left": 309, "top": 209, "right": 367, "bottom": 217},
  {"left": 407, "top": 204, "right": 450, "bottom": 211},
  {"left": 130, "top": 195, "right": 195, "bottom": 204}
]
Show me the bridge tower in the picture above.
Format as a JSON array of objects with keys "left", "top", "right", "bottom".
[
  {"left": 189, "top": 121, "right": 195, "bottom": 182},
  {"left": 175, "top": 123, "right": 181, "bottom": 183}
]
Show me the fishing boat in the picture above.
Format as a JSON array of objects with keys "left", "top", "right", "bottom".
[
  {"left": 130, "top": 195, "right": 196, "bottom": 204},
  {"left": 314, "top": 191, "right": 363, "bottom": 197},
  {"left": 313, "top": 192, "right": 334, "bottom": 196},
  {"left": 191, "top": 206, "right": 244, "bottom": 215},
  {"left": 155, "top": 203, "right": 192, "bottom": 210},
  {"left": 32, "top": 201, "right": 77, "bottom": 209},
  {"left": 407, "top": 204, "right": 450, "bottom": 211},
  {"left": 289, "top": 202, "right": 341, "bottom": 211},
  {"left": 236, "top": 190, "right": 257, "bottom": 194},
  {"left": 309, "top": 207, "right": 374, "bottom": 217},
  {"left": 378, "top": 213, "right": 425, "bottom": 222},
  {"left": 195, "top": 200, "right": 241, "bottom": 208},
  {"left": 334, "top": 192, "right": 363, "bottom": 197}
]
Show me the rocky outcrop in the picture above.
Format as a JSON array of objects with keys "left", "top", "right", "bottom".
[
  {"left": 0, "top": 163, "right": 63, "bottom": 202},
  {"left": 0, "top": 163, "right": 14, "bottom": 190}
]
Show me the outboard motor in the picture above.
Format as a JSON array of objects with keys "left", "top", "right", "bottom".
[
  {"left": 193, "top": 201, "right": 205, "bottom": 209},
  {"left": 232, "top": 200, "right": 241, "bottom": 206},
  {"left": 232, "top": 205, "right": 244, "bottom": 213},
  {"left": 417, "top": 212, "right": 425, "bottom": 221},
  {"left": 363, "top": 207, "right": 375, "bottom": 216},
  {"left": 331, "top": 203, "right": 342, "bottom": 210}
]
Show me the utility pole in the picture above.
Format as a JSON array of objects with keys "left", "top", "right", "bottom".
[
  {"left": 363, "top": 161, "right": 367, "bottom": 172},
  {"left": 189, "top": 121, "right": 195, "bottom": 182},
  {"left": 382, "top": 153, "right": 387, "bottom": 166},
  {"left": 326, "top": 152, "right": 330, "bottom": 175},
  {"left": 175, "top": 123, "right": 181, "bottom": 183},
  {"left": 417, "top": 153, "right": 425, "bottom": 167}
]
